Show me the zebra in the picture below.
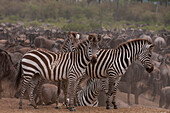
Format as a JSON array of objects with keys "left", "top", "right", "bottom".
[
  {"left": 76, "top": 78, "right": 108, "bottom": 107},
  {"left": 25, "top": 31, "right": 81, "bottom": 107},
  {"left": 15, "top": 34, "right": 101, "bottom": 111},
  {"left": 84, "top": 38, "right": 154, "bottom": 109}
]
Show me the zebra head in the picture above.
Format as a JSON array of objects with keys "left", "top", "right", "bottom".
[
  {"left": 88, "top": 34, "right": 101, "bottom": 65},
  {"left": 62, "top": 32, "right": 80, "bottom": 52},
  {"left": 138, "top": 41, "right": 154, "bottom": 73},
  {"left": 68, "top": 32, "right": 80, "bottom": 44}
]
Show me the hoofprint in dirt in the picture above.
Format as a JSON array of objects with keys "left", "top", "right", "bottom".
[{"left": 0, "top": 98, "right": 169, "bottom": 113}]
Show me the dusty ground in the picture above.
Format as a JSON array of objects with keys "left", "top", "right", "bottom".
[
  {"left": 0, "top": 98, "right": 169, "bottom": 113},
  {"left": 0, "top": 81, "right": 170, "bottom": 113}
]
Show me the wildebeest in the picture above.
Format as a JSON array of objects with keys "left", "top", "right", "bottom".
[
  {"left": 139, "top": 34, "right": 152, "bottom": 42},
  {"left": 154, "top": 37, "right": 166, "bottom": 52},
  {"left": 159, "top": 55, "right": 170, "bottom": 87},
  {"left": 148, "top": 66, "right": 162, "bottom": 101},
  {"left": 159, "top": 86, "right": 170, "bottom": 109},
  {"left": 118, "top": 63, "right": 149, "bottom": 105},
  {"left": 0, "top": 49, "right": 16, "bottom": 98},
  {"left": 34, "top": 36, "right": 60, "bottom": 52},
  {"left": 41, "top": 83, "right": 65, "bottom": 105}
]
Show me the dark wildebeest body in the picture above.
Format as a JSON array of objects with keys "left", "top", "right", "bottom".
[
  {"left": 119, "top": 63, "right": 149, "bottom": 105},
  {"left": 0, "top": 49, "right": 16, "bottom": 98},
  {"left": 159, "top": 86, "right": 170, "bottom": 109}
]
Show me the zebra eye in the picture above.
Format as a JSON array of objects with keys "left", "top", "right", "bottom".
[{"left": 148, "top": 54, "right": 151, "bottom": 57}]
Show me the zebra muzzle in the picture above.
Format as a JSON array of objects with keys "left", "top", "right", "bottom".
[
  {"left": 146, "top": 64, "right": 154, "bottom": 73},
  {"left": 90, "top": 56, "right": 97, "bottom": 65}
]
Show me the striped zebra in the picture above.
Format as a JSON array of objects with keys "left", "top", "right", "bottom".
[
  {"left": 25, "top": 31, "right": 81, "bottom": 107},
  {"left": 15, "top": 34, "right": 101, "bottom": 111},
  {"left": 84, "top": 38, "right": 154, "bottom": 109},
  {"left": 76, "top": 78, "right": 108, "bottom": 107}
]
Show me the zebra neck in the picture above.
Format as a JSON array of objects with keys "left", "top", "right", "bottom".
[{"left": 74, "top": 41, "right": 90, "bottom": 68}]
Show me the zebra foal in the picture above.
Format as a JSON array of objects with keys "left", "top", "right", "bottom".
[
  {"left": 15, "top": 34, "right": 101, "bottom": 111},
  {"left": 76, "top": 78, "right": 108, "bottom": 107}
]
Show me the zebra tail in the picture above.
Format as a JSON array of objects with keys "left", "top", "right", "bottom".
[{"left": 15, "top": 61, "right": 22, "bottom": 90}]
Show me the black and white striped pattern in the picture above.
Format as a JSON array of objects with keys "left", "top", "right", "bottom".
[
  {"left": 85, "top": 39, "right": 154, "bottom": 109},
  {"left": 76, "top": 78, "right": 108, "bottom": 107},
  {"left": 15, "top": 34, "right": 101, "bottom": 111}
]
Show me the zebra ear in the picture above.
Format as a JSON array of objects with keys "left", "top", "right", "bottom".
[
  {"left": 146, "top": 44, "right": 155, "bottom": 50},
  {"left": 88, "top": 35, "right": 94, "bottom": 42},
  {"left": 67, "top": 31, "right": 71, "bottom": 37},
  {"left": 76, "top": 33, "right": 80, "bottom": 39},
  {"left": 72, "top": 32, "right": 76, "bottom": 38},
  {"left": 68, "top": 31, "right": 76, "bottom": 38}
]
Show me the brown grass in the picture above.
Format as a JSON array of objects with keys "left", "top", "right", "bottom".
[{"left": 0, "top": 98, "right": 169, "bottom": 113}]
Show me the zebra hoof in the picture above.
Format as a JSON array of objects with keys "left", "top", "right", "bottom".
[
  {"left": 19, "top": 106, "right": 22, "bottom": 109},
  {"left": 55, "top": 105, "right": 59, "bottom": 109},
  {"left": 34, "top": 106, "right": 39, "bottom": 109},
  {"left": 70, "top": 108, "right": 76, "bottom": 111},
  {"left": 106, "top": 106, "right": 111, "bottom": 109},
  {"left": 114, "top": 106, "right": 118, "bottom": 109}
]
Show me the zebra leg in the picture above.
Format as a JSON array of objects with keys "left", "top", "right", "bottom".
[
  {"left": 19, "top": 76, "right": 32, "bottom": 109},
  {"left": 106, "top": 77, "right": 115, "bottom": 109},
  {"left": 62, "top": 80, "right": 69, "bottom": 109},
  {"left": 28, "top": 77, "right": 40, "bottom": 109},
  {"left": 106, "top": 95, "right": 111, "bottom": 109},
  {"left": 111, "top": 86, "right": 118, "bottom": 109},
  {"left": 74, "top": 77, "right": 83, "bottom": 107},
  {"left": 36, "top": 78, "right": 44, "bottom": 105},
  {"left": 68, "top": 76, "right": 81, "bottom": 111},
  {"left": 111, "top": 78, "right": 121, "bottom": 109},
  {"left": 55, "top": 81, "right": 61, "bottom": 109},
  {"left": 28, "top": 83, "right": 38, "bottom": 109}
]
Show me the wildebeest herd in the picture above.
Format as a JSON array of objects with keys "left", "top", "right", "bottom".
[{"left": 0, "top": 22, "right": 170, "bottom": 111}]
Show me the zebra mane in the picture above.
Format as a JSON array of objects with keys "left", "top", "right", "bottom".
[
  {"left": 116, "top": 38, "right": 152, "bottom": 50},
  {"left": 60, "top": 36, "right": 72, "bottom": 50}
]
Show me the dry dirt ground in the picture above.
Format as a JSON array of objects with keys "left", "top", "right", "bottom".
[
  {"left": 0, "top": 98, "right": 169, "bottom": 113},
  {"left": 0, "top": 81, "right": 170, "bottom": 113}
]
